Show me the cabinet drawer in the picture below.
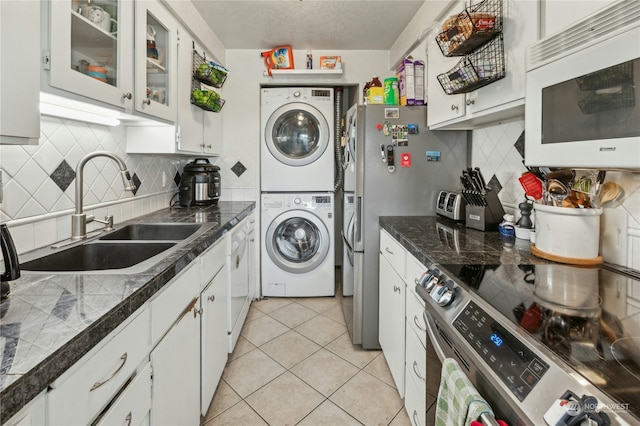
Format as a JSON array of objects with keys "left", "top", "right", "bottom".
[
  {"left": 96, "top": 362, "right": 151, "bottom": 426},
  {"left": 405, "top": 321, "right": 427, "bottom": 391},
  {"left": 405, "top": 362, "right": 427, "bottom": 426},
  {"left": 406, "top": 253, "right": 428, "bottom": 289},
  {"left": 406, "top": 288, "right": 427, "bottom": 348},
  {"left": 48, "top": 308, "right": 150, "bottom": 426},
  {"left": 380, "top": 229, "right": 405, "bottom": 277},
  {"left": 201, "top": 237, "right": 227, "bottom": 291},
  {"left": 150, "top": 260, "right": 201, "bottom": 346}
]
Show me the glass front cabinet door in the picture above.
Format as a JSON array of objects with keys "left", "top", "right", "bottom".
[
  {"left": 134, "top": 0, "right": 178, "bottom": 122},
  {"left": 48, "top": 0, "right": 135, "bottom": 110}
]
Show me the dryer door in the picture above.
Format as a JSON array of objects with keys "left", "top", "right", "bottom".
[
  {"left": 265, "top": 210, "right": 330, "bottom": 274},
  {"left": 264, "top": 102, "right": 330, "bottom": 167}
]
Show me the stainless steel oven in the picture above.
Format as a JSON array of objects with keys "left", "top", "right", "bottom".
[{"left": 418, "top": 262, "right": 640, "bottom": 425}]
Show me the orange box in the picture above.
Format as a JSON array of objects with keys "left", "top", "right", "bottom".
[{"left": 320, "top": 56, "right": 342, "bottom": 70}]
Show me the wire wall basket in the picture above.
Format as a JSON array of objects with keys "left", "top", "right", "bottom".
[
  {"left": 437, "top": 34, "right": 505, "bottom": 95},
  {"left": 191, "top": 78, "right": 225, "bottom": 112},
  {"left": 436, "top": 0, "right": 503, "bottom": 57},
  {"left": 192, "top": 50, "right": 228, "bottom": 88}
]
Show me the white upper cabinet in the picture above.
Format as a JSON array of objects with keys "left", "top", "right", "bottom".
[
  {"left": 177, "top": 29, "right": 223, "bottom": 155},
  {"left": 427, "top": 0, "right": 538, "bottom": 129},
  {"left": 134, "top": 0, "right": 178, "bottom": 122},
  {"left": 48, "top": 0, "right": 135, "bottom": 111},
  {"left": 1, "top": 1, "right": 41, "bottom": 145}
]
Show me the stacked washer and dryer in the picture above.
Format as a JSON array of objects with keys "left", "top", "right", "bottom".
[{"left": 260, "top": 87, "right": 336, "bottom": 297}]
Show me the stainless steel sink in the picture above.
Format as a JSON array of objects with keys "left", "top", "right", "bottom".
[
  {"left": 99, "top": 223, "right": 203, "bottom": 241},
  {"left": 20, "top": 242, "right": 176, "bottom": 273}
]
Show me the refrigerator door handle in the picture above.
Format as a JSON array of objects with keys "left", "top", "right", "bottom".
[{"left": 355, "top": 196, "right": 362, "bottom": 244}]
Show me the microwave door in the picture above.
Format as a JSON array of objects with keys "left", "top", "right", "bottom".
[{"left": 525, "top": 14, "right": 640, "bottom": 169}]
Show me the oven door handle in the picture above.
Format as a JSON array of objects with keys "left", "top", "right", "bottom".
[{"left": 424, "top": 310, "right": 447, "bottom": 362}]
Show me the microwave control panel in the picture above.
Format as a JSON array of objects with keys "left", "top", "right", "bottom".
[{"left": 454, "top": 301, "right": 549, "bottom": 401}]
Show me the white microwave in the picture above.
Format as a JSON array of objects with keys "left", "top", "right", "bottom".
[{"left": 525, "top": 1, "right": 640, "bottom": 170}]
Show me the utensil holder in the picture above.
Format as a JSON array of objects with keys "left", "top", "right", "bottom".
[{"left": 464, "top": 189, "right": 505, "bottom": 231}]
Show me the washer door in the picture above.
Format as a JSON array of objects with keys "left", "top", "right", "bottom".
[
  {"left": 265, "top": 102, "right": 330, "bottom": 167},
  {"left": 265, "top": 210, "right": 330, "bottom": 274}
]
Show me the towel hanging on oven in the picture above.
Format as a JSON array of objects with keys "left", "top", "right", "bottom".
[{"left": 435, "top": 358, "right": 496, "bottom": 426}]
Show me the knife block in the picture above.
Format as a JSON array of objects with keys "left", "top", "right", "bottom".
[{"left": 465, "top": 189, "right": 505, "bottom": 231}]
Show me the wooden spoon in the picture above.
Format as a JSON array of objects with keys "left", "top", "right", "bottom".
[{"left": 599, "top": 182, "right": 622, "bottom": 206}]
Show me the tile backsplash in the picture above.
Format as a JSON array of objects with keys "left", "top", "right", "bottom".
[
  {"left": 472, "top": 119, "right": 640, "bottom": 269},
  {"left": 0, "top": 116, "right": 258, "bottom": 256},
  {"left": 0, "top": 117, "right": 185, "bottom": 254}
]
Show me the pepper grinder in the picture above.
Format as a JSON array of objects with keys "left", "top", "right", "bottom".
[{"left": 518, "top": 200, "right": 533, "bottom": 229}]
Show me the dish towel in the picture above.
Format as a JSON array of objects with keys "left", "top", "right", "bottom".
[{"left": 435, "top": 358, "right": 495, "bottom": 426}]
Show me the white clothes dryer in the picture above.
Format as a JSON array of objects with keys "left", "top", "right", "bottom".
[
  {"left": 261, "top": 192, "right": 335, "bottom": 297},
  {"left": 260, "top": 87, "right": 335, "bottom": 192}
]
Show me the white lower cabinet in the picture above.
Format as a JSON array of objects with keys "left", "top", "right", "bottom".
[
  {"left": 378, "top": 230, "right": 406, "bottom": 398},
  {"left": 379, "top": 229, "right": 431, "bottom": 423},
  {"left": 47, "top": 307, "right": 150, "bottom": 426},
  {"left": 149, "top": 261, "right": 202, "bottom": 426},
  {"left": 405, "top": 254, "right": 429, "bottom": 426},
  {"left": 96, "top": 362, "right": 152, "bottom": 426},
  {"left": 2, "top": 391, "right": 46, "bottom": 426},
  {"left": 200, "top": 260, "right": 229, "bottom": 415},
  {"left": 405, "top": 311, "right": 427, "bottom": 426},
  {"left": 150, "top": 295, "right": 201, "bottom": 426}
]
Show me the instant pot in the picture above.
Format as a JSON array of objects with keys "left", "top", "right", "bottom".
[{"left": 179, "top": 158, "right": 220, "bottom": 207}]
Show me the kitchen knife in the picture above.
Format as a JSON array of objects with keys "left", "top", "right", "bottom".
[
  {"left": 474, "top": 167, "right": 487, "bottom": 191},
  {"left": 462, "top": 170, "right": 476, "bottom": 191}
]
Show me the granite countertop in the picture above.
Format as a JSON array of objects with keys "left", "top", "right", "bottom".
[
  {"left": 0, "top": 201, "right": 255, "bottom": 421},
  {"left": 379, "top": 216, "right": 545, "bottom": 268}
]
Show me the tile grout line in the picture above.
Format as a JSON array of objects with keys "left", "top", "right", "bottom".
[{"left": 210, "top": 298, "right": 405, "bottom": 425}]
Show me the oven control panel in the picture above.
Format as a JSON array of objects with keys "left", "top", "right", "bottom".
[{"left": 454, "top": 301, "right": 549, "bottom": 401}]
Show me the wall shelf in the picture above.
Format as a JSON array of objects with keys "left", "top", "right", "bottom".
[{"left": 264, "top": 69, "right": 343, "bottom": 78}]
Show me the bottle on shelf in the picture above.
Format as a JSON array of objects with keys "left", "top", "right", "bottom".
[{"left": 306, "top": 51, "right": 313, "bottom": 69}]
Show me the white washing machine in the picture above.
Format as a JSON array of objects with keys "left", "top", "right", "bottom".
[
  {"left": 261, "top": 192, "right": 335, "bottom": 297},
  {"left": 260, "top": 87, "right": 335, "bottom": 192}
]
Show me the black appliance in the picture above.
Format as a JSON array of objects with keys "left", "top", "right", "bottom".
[
  {"left": 179, "top": 158, "right": 220, "bottom": 207},
  {"left": 1, "top": 223, "right": 20, "bottom": 300},
  {"left": 418, "top": 261, "right": 640, "bottom": 425}
]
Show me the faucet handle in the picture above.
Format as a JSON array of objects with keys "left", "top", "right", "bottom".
[{"left": 92, "top": 215, "right": 114, "bottom": 231}]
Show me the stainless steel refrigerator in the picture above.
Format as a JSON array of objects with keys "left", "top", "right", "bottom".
[{"left": 341, "top": 104, "right": 468, "bottom": 349}]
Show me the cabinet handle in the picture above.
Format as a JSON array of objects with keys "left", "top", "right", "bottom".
[
  {"left": 143, "top": 99, "right": 151, "bottom": 105},
  {"left": 413, "top": 410, "right": 420, "bottom": 426},
  {"left": 207, "top": 294, "right": 215, "bottom": 302},
  {"left": 125, "top": 412, "right": 132, "bottom": 426},
  {"left": 413, "top": 315, "right": 426, "bottom": 332},
  {"left": 466, "top": 99, "right": 475, "bottom": 106},
  {"left": 90, "top": 353, "right": 127, "bottom": 391},
  {"left": 413, "top": 360, "right": 425, "bottom": 382},
  {"left": 385, "top": 247, "right": 394, "bottom": 255},
  {"left": 451, "top": 104, "right": 458, "bottom": 111},
  {"left": 393, "top": 285, "right": 401, "bottom": 293},
  {"left": 122, "top": 92, "right": 132, "bottom": 100}
]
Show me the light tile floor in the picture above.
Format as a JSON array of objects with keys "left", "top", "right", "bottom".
[{"left": 202, "top": 291, "right": 412, "bottom": 426}]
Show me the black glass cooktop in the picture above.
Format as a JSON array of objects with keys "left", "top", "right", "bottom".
[{"left": 439, "top": 263, "right": 640, "bottom": 421}]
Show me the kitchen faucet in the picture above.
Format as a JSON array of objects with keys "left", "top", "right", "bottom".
[{"left": 71, "top": 151, "right": 136, "bottom": 240}]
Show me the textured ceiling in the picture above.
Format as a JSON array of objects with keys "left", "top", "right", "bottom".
[{"left": 190, "top": 0, "right": 426, "bottom": 50}]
